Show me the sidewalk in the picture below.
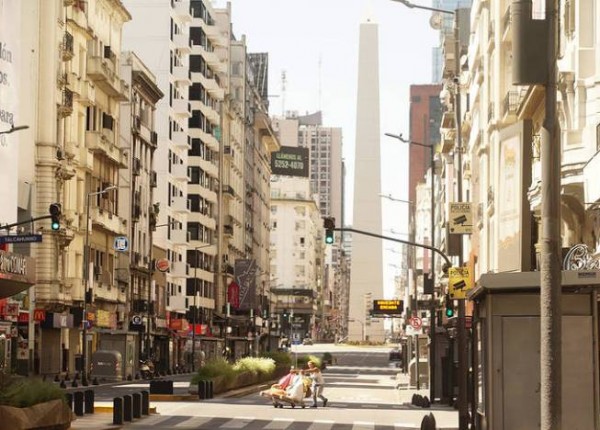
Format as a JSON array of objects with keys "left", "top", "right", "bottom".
[{"left": 68, "top": 379, "right": 270, "bottom": 430}]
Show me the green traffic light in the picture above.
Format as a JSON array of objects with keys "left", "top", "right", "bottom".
[
  {"left": 445, "top": 307, "right": 454, "bottom": 318},
  {"left": 325, "top": 235, "right": 334, "bottom": 244},
  {"left": 51, "top": 221, "right": 60, "bottom": 231}
]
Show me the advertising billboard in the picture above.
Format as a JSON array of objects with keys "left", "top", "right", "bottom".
[{"left": 271, "top": 146, "right": 309, "bottom": 177}]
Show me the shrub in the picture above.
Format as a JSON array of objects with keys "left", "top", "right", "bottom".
[
  {"left": 261, "top": 351, "right": 292, "bottom": 367},
  {"left": 191, "top": 358, "right": 236, "bottom": 385},
  {"left": 233, "top": 357, "right": 276, "bottom": 378},
  {"left": 296, "top": 354, "right": 322, "bottom": 369},
  {"left": 0, "top": 378, "right": 65, "bottom": 408}
]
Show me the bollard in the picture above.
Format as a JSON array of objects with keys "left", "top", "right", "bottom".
[
  {"left": 132, "top": 392, "right": 142, "bottom": 419},
  {"left": 198, "top": 380, "right": 206, "bottom": 400},
  {"left": 92, "top": 377, "right": 99, "bottom": 385},
  {"left": 422, "top": 395, "right": 431, "bottom": 408},
  {"left": 71, "top": 379, "right": 79, "bottom": 388},
  {"left": 113, "top": 397, "right": 124, "bottom": 425},
  {"left": 65, "top": 393, "right": 73, "bottom": 411},
  {"left": 420, "top": 413, "right": 433, "bottom": 430},
  {"left": 54, "top": 373, "right": 60, "bottom": 382},
  {"left": 73, "top": 391, "right": 84, "bottom": 417},
  {"left": 123, "top": 394, "right": 133, "bottom": 422},
  {"left": 141, "top": 391, "right": 149, "bottom": 415},
  {"left": 207, "top": 380, "right": 213, "bottom": 399},
  {"left": 84, "top": 389, "right": 94, "bottom": 414},
  {"left": 60, "top": 379, "right": 67, "bottom": 389}
]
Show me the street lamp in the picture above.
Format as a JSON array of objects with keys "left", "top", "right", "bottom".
[
  {"left": 389, "top": 1, "right": 468, "bottom": 427},
  {"left": 0, "top": 124, "right": 29, "bottom": 135},
  {"left": 384, "top": 131, "right": 438, "bottom": 401},
  {"left": 191, "top": 243, "right": 214, "bottom": 371},
  {"left": 82, "top": 184, "right": 117, "bottom": 386}
]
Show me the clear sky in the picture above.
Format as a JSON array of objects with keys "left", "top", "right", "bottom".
[{"left": 220, "top": 0, "right": 439, "bottom": 296}]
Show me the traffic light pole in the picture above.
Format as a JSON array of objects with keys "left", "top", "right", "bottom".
[
  {"left": 0, "top": 214, "right": 53, "bottom": 231},
  {"left": 333, "top": 227, "right": 452, "bottom": 269}
]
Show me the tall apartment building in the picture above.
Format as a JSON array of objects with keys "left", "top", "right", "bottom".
[
  {"left": 122, "top": 0, "right": 194, "bottom": 365},
  {"left": 118, "top": 52, "right": 163, "bottom": 365}
]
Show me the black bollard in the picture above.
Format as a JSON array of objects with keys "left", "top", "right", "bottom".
[
  {"left": 66, "top": 393, "right": 73, "bottom": 411},
  {"left": 54, "top": 373, "right": 60, "bottom": 382},
  {"left": 132, "top": 392, "right": 142, "bottom": 419},
  {"left": 92, "top": 377, "right": 99, "bottom": 385},
  {"left": 71, "top": 379, "right": 79, "bottom": 388},
  {"left": 207, "top": 380, "right": 213, "bottom": 399},
  {"left": 127, "top": 374, "right": 132, "bottom": 381},
  {"left": 113, "top": 397, "right": 123, "bottom": 425},
  {"left": 60, "top": 379, "right": 67, "bottom": 389},
  {"left": 141, "top": 390, "right": 149, "bottom": 415},
  {"left": 73, "top": 391, "right": 84, "bottom": 417},
  {"left": 75, "top": 372, "right": 80, "bottom": 380},
  {"left": 198, "top": 380, "right": 206, "bottom": 400},
  {"left": 65, "top": 373, "right": 71, "bottom": 381},
  {"left": 123, "top": 394, "right": 133, "bottom": 422},
  {"left": 411, "top": 393, "right": 418, "bottom": 405},
  {"left": 84, "top": 389, "right": 94, "bottom": 414}
]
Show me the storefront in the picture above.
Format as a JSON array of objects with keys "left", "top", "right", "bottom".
[{"left": 0, "top": 250, "right": 35, "bottom": 374}]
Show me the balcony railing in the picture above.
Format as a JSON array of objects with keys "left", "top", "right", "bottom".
[
  {"left": 61, "top": 32, "right": 74, "bottom": 61},
  {"left": 502, "top": 90, "right": 520, "bottom": 118}
]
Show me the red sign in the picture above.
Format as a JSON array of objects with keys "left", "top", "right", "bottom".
[
  {"left": 155, "top": 258, "right": 170, "bottom": 273},
  {"left": 227, "top": 282, "right": 240, "bottom": 309},
  {"left": 18, "top": 312, "right": 28, "bottom": 323},
  {"left": 170, "top": 318, "right": 189, "bottom": 331},
  {"left": 34, "top": 309, "right": 46, "bottom": 321},
  {"left": 189, "top": 324, "right": 211, "bottom": 336}
]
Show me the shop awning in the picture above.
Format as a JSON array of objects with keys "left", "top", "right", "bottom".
[{"left": 0, "top": 251, "right": 35, "bottom": 299}]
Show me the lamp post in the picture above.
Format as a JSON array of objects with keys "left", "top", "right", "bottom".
[
  {"left": 82, "top": 185, "right": 117, "bottom": 386},
  {"left": 191, "top": 243, "right": 214, "bottom": 371},
  {"left": 384, "top": 132, "right": 436, "bottom": 401},
  {"left": 390, "top": 1, "right": 467, "bottom": 426}
]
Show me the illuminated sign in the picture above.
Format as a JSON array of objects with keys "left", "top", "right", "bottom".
[{"left": 372, "top": 299, "right": 404, "bottom": 315}]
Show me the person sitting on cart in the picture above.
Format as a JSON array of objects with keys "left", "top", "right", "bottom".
[
  {"left": 284, "top": 369, "right": 307, "bottom": 406},
  {"left": 264, "top": 367, "right": 297, "bottom": 397}
]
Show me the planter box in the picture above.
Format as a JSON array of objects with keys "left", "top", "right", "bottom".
[{"left": 0, "top": 399, "right": 74, "bottom": 430}]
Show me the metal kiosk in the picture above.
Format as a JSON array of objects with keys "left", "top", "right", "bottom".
[{"left": 469, "top": 271, "right": 600, "bottom": 430}]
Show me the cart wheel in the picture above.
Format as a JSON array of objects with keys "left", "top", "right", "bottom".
[
  {"left": 278, "top": 404, "right": 283, "bottom": 408},
  {"left": 291, "top": 404, "right": 296, "bottom": 408},
  {"left": 302, "top": 405, "right": 306, "bottom": 408}
]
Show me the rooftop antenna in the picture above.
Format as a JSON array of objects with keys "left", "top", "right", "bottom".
[
  {"left": 281, "top": 70, "right": 287, "bottom": 117},
  {"left": 318, "top": 54, "right": 322, "bottom": 113}
]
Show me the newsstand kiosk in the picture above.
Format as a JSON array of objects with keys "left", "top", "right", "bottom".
[{"left": 469, "top": 270, "right": 600, "bottom": 430}]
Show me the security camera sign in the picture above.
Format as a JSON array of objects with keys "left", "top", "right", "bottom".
[
  {"left": 448, "top": 267, "right": 472, "bottom": 299},
  {"left": 449, "top": 202, "right": 473, "bottom": 234}
]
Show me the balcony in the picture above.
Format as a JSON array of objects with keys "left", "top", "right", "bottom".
[
  {"left": 170, "top": 261, "right": 189, "bottom": 278},
  {"left": 58, "top": 89, "right": 74, "bottom": 118},
  {"left": 198, "top": 18, "right": 226, "bottom": 46},
  {"left": 173, "top": 32, "right": 191, "bottom": 54},
  {"left": 193, "top": 73, "right": 224, "bottom": 100},
  {"left": 170, "top": 195, "right": 190, "bottom": 213},
  {"left": 222, "top": 184, "right": 235, "bottom": 199},
  {"left": 170, "top": 228, "right": 189, "bottom": 245},
  {"left": 61, "top": 32, "right": 74, "bottom": 61},
  {"left": 90, "top": 206, "right": 126, "bottom": 235},
  {"left": 170, "top": 162, "right": 189, "bottom": 181},
  {"left": 172, "top": 0, "right": 191, "bottom": 22},
  {"left": 196, "top": 101, "right": 220, "bottom": 126},
  {"left": 223, "top": 224, "right": 234, "bottom": 237},
  {"left": 173, "top": 98, "right": 191, "bottom": 118},
  {"left": 501, "top": 90, "right": 519, "bottom": 121},
  {"left": 86, "top": 131, "right": 126, "bottom": 167},
  {"left": 191, "top": 44, "right": 225, "bottom": 73},
  {"left": 188, "top": 127, "right": 219, "bottom": 151},
  {"left": 173, "top": 66, "right": 192, "bottom": 86},
  {"left": 172, "top": 130, "right": 190, "bottom": 149},
  {"left": 77, "top": 80, "right": 96, "bottom": 106},
  {"left": 87, "top": 56, "right": 129, "bottom": 101}
]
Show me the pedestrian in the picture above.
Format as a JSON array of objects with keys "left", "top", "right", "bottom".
[{"left": 306, "top": 360, "right": 328, "bottom": 408}]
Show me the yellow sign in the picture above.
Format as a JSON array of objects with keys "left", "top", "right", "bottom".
[
  {"left": 449, "top": 202, "right": 473, "bottom": 234},
  {"left": 448, "top": 267, "right": 472, "bottom": 299}
]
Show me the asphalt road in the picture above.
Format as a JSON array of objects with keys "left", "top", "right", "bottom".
[{"left": 92, "top": 344, "right": 458, "bottom": 429}]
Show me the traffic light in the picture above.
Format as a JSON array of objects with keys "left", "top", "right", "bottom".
[
  {"left": 49, "top": 203, "right": 61, "bottom": 231},
  {"left": 445, "top": 294, "right": 454, "bottom": 318},
  {"left": 323, "top": 217, "right": 335, "bottom": 244},
  {"left": 282, "top": 309, "right": 289, "bottom": 319}
]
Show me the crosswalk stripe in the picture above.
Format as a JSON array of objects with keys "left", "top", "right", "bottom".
[
  {"left": 130, "top": 414, "right": 171, "bottom": 426},
  {"left": 262, "top": 418, "right": 295, "bottom": 429},
  {"left": 220, "top": 416, "right": 255, "bottom": 428},
  {"left": 351, "top": 422, "right": 375, "bottom": 429},
  {"left": 306, "top": 420, "right": 335, "bottom": 430},
  {"left": 173, "top": 416, "right": 215, "bottom": 427}
]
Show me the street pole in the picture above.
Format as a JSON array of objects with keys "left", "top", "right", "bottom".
[
  {"left": 81, "top": 185, "right": 116, "bottom": 386},
  {"left": 541, "top": 0, "right": 561, "bottom": 428},
  {"left": 429, "top": 143, "right": 436, "bottom": 402}
]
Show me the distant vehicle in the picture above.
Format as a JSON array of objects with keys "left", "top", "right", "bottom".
[
  {"left": 302, "top": 337, "right": 313, "bottom": 345},
  {"left": 389, "top": 348, "right": 402, "bottom": 361}
]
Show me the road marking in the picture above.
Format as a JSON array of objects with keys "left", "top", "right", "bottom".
[
  {"left": 263, "top": 418, "right": 295, "bottom": 429},
  {"left": 220, "top": 416, "right": 255, "bottom": 428},
  {"left": 174, "top": 416, "right": 215, "bottom": 427},
  {"left": 306, "top": 419, "right": 335, "bottom": 430},
  {"left": 130, "top": 415, "right": 172, "bottom": 426},
  {"left": 352, "top": 422, "right": 375, "bottom": 429}
]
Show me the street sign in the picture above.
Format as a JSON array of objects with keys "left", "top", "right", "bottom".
[
  {"left": 114, "top": 236, "right": 129, "bottom": 252},
  {"left": 406, "top": 325, "right": 423, "bottom": 336},
  {"left": 448, "top": 267, "right": 473, "bottom": 299},
  {"left": 131, "top": 315, "right": 143, "bottom": 325},
  {"left": 449, "top": 202, "right": 473, "bottom": 234},
  {"left": 0, "top": 234, "right": 43, "bottom": 244},
  {"left": 372, "top": 299, "right": 403, "bottom": 315},
  {"left": 410, "top": 317, "right": 423, "bottom": 329}
]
